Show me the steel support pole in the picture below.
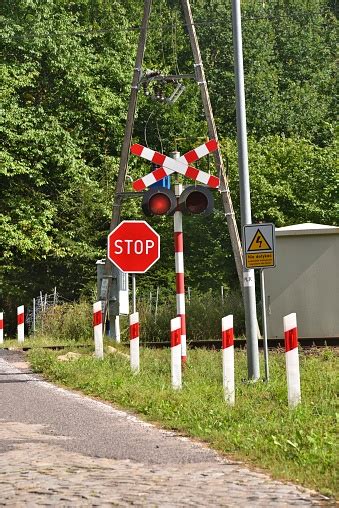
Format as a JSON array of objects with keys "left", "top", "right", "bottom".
[
  {"left": 231, "top": 0, "right": 260, "bottom": 380},
  {"left": 260, "top": 269, "right": 269, "bottom": 381}
]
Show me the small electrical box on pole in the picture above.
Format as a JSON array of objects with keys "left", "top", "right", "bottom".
[{"left": 96, "top": 260, "right": 129, "bottom": 338}]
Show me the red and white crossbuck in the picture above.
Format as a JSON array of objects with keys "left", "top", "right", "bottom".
[{"left": 131, "top": 139, "right": 220, "bottom": 190}]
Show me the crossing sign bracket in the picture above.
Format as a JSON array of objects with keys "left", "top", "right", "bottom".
[{"left": 244, "top": 223, "right": 276, "bottom": 269}]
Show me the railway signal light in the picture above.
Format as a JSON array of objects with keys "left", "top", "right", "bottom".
[
  {"left": 141, "top": 187, "right": 177, "bottom": 216},
  {"left": 141, "top": 185, "right": 214, "bottom": 217},
  {"left": 178, "top": 185, "right": 214, "bottom": 216}
]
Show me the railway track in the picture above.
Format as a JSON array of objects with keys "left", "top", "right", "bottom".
[
  {"left": 2, "top": 336, "right": 338, "bottom": 351},
  {"left": 144, "top": 337, "right": 339, "bottom": 350}
]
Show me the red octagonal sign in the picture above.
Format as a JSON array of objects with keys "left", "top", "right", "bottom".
[{"left": 107, "top": 220, "right": 160, "bottom": 274}]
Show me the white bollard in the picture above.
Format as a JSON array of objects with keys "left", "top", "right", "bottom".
[
  {"left": 17, "top": 306, "right": 24, "bottom": 343},
  {"left": 171, "top": 316, "right": 182, "bottom": 390},
  {"left": 129, "top": 312, "right": 139, "bottom": 373},
  {"left": 0, "top": 312, "right": 3, "bottom": 344},
  {"left": 93, "top": 301, "right": 103, "bottom": 359},
  {"left": 283, "top": 313, "right": 301, "bottom": 408},
  {"left": 222, "top": 315, "right": 235, "bottom": 405}
]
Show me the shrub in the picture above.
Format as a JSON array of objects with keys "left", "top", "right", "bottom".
[
  {"left": 35, "top": 301, "right": 92, "bottom": 342},
  {"left": 138, "top": 289, "right": 245, "bottom": 343}
]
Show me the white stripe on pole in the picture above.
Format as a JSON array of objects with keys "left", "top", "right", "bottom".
[
  {"left": 0, "top": 312, "right": 3, "bottom": 344},
  {"left": 283, "top": 313, "right": 301, "bottom": 408},
  {"left": 174, "top": 184, "right": 187, "bottom": 363},
  {"left": 129, "top": 312, "right": 139, "bottom": 373},
  {"left": 17, "top": 305, "right": 24, "bottom": 343},
  {"left": 115, "top": 315, "right": 121, "bottom": 343},
  {"left": 171, "top": 316, "right": 182, "bottom": 390},
  {"left": 222, "top": 315, "right": 235, "bottom": 405},
  {"left": 93, "top": 301, "right": 103, "bottom": 359}
]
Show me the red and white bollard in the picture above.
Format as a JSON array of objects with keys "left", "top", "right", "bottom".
[
  {"left": 174, "top": 183, "right": 187, "bottom": 363},
  {"left": 93, "top": 301, "right": 103, "bottom": 359},
  {"left": 283, "top": 313, "right": 301, "bottom": 408},
  {"left": 222, "top": 315, "right": 235, "bottom": 405},
  {"left": 17, "top": 306, "right": 24, "bottom": 343},
  {"left": 129, "top": 312, "right": 139, "bottom": 373},
  {"left": 0, "top": 312, "right": 3, "bottom": 344},
  {"left": 171, "top": 316, "right": 182, "bottom": 390}
]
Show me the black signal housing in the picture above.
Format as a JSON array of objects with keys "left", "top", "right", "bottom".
[{"left": 178, "top": 185, "right": 214, "bottom": 216}]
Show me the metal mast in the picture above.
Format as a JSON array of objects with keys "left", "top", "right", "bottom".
[
  {"left": 104, "top": 0, "right": 259, "bottom": 378},
  {"left": 231, "top": 0, "right": 260, "bottom": 379}
]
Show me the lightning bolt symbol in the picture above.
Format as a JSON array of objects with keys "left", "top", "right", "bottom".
[{"left": 256, "top": 236, "right": 262, "bottom": 248}]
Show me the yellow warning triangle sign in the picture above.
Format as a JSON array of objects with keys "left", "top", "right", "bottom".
[{"left": 248, "top": 229, "right": 272, "bottom": 251}]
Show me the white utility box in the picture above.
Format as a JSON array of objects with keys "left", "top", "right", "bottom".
[{"left": 265, "top": 223, "right": 339, "bottom": 338}]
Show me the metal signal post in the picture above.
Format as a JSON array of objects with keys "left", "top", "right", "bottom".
[{"left": 106, "top": 0, "right": 260, "bottom": 379}]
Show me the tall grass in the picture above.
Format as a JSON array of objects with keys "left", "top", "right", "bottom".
[
  {"left": 139, "top": 288, "right": 245, "bottom": 342},
  {"left": 35, "top": 301, "right": 92, "bottom": 342},
  {"left": 28, "top": 289, "right": 244, "bottom": 344}
]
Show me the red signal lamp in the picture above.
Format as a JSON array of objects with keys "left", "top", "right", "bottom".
[{"left": 142, "top": 187, "right": 177, "bottom": 216}]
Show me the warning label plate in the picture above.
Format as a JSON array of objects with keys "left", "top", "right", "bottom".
[{"left": 243, "top": 223, "right": 275, "bottom": 269}]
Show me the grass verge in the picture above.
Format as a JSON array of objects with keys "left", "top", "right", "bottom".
[{"left": 27, "top": 345, "right": 338, "bottom": 498}]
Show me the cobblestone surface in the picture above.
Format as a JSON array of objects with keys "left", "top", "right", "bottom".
[{"left": 0, "top": 350, "right": 335, "bottom": 507}]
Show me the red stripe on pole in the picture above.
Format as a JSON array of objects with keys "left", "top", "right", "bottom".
[
  {"left": 174, "top": 232, "right": 183, "bottom": 252},
  {"left": 152, "top": 152, "right": 166, "bottom": 165},
  {"left": 184, "top": 149, "right": 198, "bottom": 164},
  {"left": 0, "top": 319, "right": 3, "bottom": 329},
  {"left": 153, "top": 167, "right": 168, "bottom": 180},
  {"left": 178, "top": 314, "right": 186, "bottom": 335},
  {"left": 222, "top": 328, "right": 234, "bottom": 349},
  {"left": 93, "top": 310, "right": 102, "bottom": 327},
  {"left": 284, "top": 327, "right": 298, "bottom": 352},
  {"left": 176, "top": 273, "right": 185, "bottom": 294},
  {"left": 185, "top": 166, "right": 199, "bottom": 180},
  {"left": 130, "top": 322, "right": 139, "bottom": 340},
  {"left": 207, "top": 175, "right": 220, "bottom": 188},
  {"left": 171, "top": 327, "right": 181, "bottom": 347},
  {"left": 130, "top": 143, "right": 144, "bottom": 156},
  {"left": 17, "top": 314, "right": 24, "bottom": 325}
]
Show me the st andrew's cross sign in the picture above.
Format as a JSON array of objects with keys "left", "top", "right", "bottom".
[{"left": 130, "top": 140, "right": 220, "bottom": 190}]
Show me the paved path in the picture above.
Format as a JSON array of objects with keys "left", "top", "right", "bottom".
[{"left": 0, "top": 350, "right": 334, "bottom": 506}]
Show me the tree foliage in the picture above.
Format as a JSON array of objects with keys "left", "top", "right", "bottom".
[{"left": 1, "top": 0, "right": 337, "bottom": 327}]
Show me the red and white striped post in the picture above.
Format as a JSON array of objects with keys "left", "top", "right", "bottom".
[
  {"left": 0, "top": 312, "right": 3, "bottom": 344},
  {"left": 283, "top": 313, "right": 301, "bottom": 408},
  {"left": 174, "top": 182, "right": 187, "bottom": 363},
  {"left": 222, "top": 315, "right": 235, "bottom": 405},
  {"left": 93, "top": 301, "right": 103, "bottom": 359},
  {"left": 171, "top": 316, "right": 182, "bottom": 390},
  {"left": 129, "top": 312, "right": 139, "bottom": 373},
  {"left": 17, "top": 306, "right": 24, "bottom": 343}
]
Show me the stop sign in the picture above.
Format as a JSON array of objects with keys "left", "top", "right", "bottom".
[{"left": 107, "top": 220, "right": 160, "bottom": 273}]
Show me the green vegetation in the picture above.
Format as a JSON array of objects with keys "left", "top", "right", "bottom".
[
  {"left": 1, "top": 0, "right": 337, "bottom": 331},
  {"left": 28, "top": 344, "right": 338, "bottom": 498},
  {"left": 1, "top": 1, "right": 337, "bottom": 497}
]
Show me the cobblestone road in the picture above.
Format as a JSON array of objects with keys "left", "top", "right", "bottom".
[{"left": 0, "top": 350, "right": 335, "bottom": 507}]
